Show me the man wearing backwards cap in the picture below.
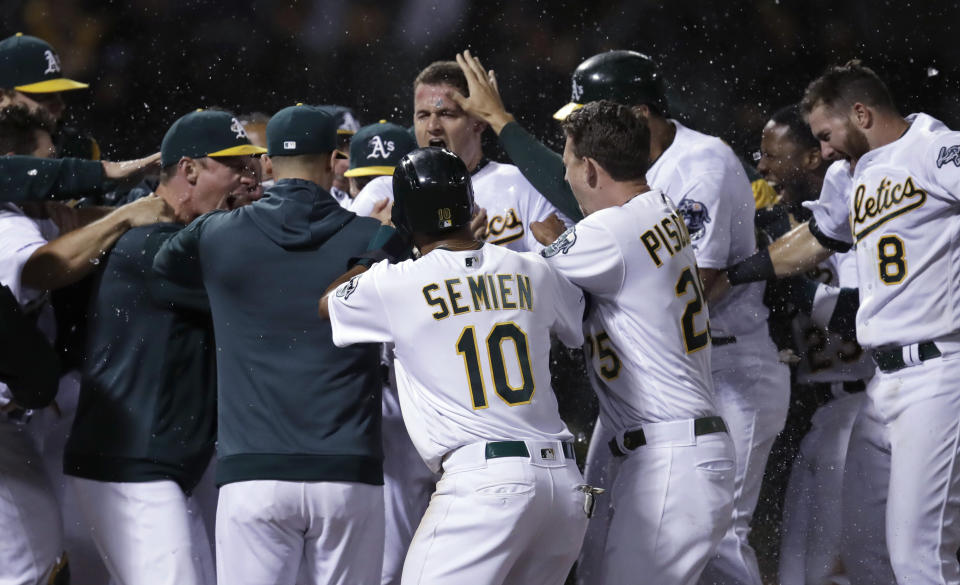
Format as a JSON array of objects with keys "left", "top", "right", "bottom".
[
  {"left": 346, "top": 120, "right": 417, "bottom": 218},
  {"left": 0, "top": 33, "right": 99, "bottom": 159},
  {"left": 62, "top": 109, "right": 263, "bottom": 585},
  {"left": 154, "top": 104, "right": 385, "bottom": 585}
]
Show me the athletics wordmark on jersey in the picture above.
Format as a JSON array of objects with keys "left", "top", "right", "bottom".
[
  {"left": 851, "top": 176, "right": 926, "bottom": 241},
  {"left": 486, "top": 208, "right": 524, "bottom": 246},
  {"left": 423, "top": 273, "right": 532, "bottom": 320}
]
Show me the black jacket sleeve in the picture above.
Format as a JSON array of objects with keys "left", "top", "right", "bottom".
[
  {"left": 0, "top": 156, "right": 104, "bottom": 202},
  {"left": 0, "top": 285, "right": 61, "bottom": 408},
  {"left": 497, "top": 122, "right": 583, "bottom": 222}
]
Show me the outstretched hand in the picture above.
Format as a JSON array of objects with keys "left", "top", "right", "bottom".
[{"left": 447, "top": 51, "right": 515, "bottom": 135}]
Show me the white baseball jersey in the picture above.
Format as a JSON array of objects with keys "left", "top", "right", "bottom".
[
  {"left": 328, "top": 243, "right": 584, "bottom": 473},
  {"left": 808, "top": 113, "right": 960, "bottom": 349},
  {"left": 349, "top": 175, "right": 394, "bottom": 218},
  {"left": 541, "top": 189, "right": 717, "bottom": 433},
  {"left": 473, "top": 161, "right": 569, "bottom": 253},
  {"left": 647, "top": 120, "right": 766, "bottom": 337}
]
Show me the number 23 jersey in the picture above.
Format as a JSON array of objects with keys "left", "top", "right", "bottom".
[
  {"left": 809, "top": 113, "right": 960, "bottom": 349},
  {"left": 328, "top": 244, "right": 584, "bottom": 473},
  {"left": 541, "top": 189, "right": 718, "bottom": 434}
]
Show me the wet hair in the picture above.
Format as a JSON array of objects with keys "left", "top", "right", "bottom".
[
  {"left": 800, "top": 60, "right": 897, "bottom": 115},
  {"left": 769, "top": 104, "right": 818, "bottom": 150},
  {"left": 561, "top": 100, "right": 651, "bottom": 181},
  {"left": 413, "top": 61, "right": 468, "bottom": 97},
  {"left": 0, "top": 105, "right": 54, "bottom": 155}
]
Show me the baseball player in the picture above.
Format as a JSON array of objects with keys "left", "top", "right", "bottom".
[
  {"left": 726, "top": 60, "right": 960, "bottom": 585},
  {"left": 318, "top": 104, "right": 361, "bottom": 208},
  {"left": 534, "top": 100, "right": 736, "bottom": 585},
  {"left": 413, "top": 61, "right": 568, "bottom": 252},
  {"left": 754, "top": 104, "right": 885, "bottom": 585},
  {"left": 320, "top": 146, "right": 589, "bottom": 585},
  {"left": 154, "top": 105, "right": 385, "bottom": 585},
  {"left": 450, "top": 49, "right": 788, "bottom": 585},
  {"left": 345, "top": 120, "right": 417, "bottom": 218},
  {"left": 340, "top": 119, "right": 430, "bottom": 585}
]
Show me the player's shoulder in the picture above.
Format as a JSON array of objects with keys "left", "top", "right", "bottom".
[{"left": 668, "top": 121, "right": 745, "bottom": 178}]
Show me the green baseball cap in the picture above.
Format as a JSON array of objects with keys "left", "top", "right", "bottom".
[
  {"left": 266, "top": 104, "right": 339, "bottom": 157},
  {"left": 161, "top": 109, "right": 267, "bottom": 167},
  {"left": 344, "top": 121, "right": 418, "bottom": 177},
  {"left": 0, "top": 33, "right": 88, "bottom": 93}
]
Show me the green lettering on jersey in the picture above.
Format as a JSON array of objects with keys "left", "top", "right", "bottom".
[
  {"left": 422, "top": 284, "right": 449, "bottom": 320},
  {"left": 516, "top": 274, "right": 532, "bottom": 311},
  {"left": 467, "top": 275, "right": 492, "bottom": 311}
]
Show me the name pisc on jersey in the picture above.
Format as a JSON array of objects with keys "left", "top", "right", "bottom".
[
  {"left": 542, "top": 190, "right": 718, "bottom": 433},
  {"left": 328, "top": 243, "right": 584, "bottom": 473},
  {"left": 645, "top": 119, "right": 767, "bottom": 338},
  {"left": 809, "top": 113, "right": 960, "bottom": 348}
]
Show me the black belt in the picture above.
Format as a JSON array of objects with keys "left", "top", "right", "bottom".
[
  {"left": 842, "top": 380, "right": 866, "bottom": 394},
  {"left": 711, "top": 336, "right": 737, "bottom": 347},
  {"left": 485, "top": 441, "right": 575, "bottom": 461},
  {"left": 872, "top": 341, "right": 941, "bottom": 373},
  {"left": 609, "top": 416, "right": 728, "bottom": 457}
]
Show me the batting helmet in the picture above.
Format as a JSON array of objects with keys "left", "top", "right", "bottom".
[
  {"left": 553, "top": 50, "right": 668, "bottom": 120},
  {"left": 392, "top": 147, "right": 474, "bottom": 240}
]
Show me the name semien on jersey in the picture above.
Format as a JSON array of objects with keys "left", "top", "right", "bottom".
[
  {"left": 640, "top": 209, "right": 693, "bottom": 267},
  {"left": 423, "top": 273, "right": 532, "bottom": 319}
]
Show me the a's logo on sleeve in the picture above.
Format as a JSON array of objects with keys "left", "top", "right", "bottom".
[
  {"left": 676, "top": 198, "right": 711, "bottom": 241},
  {"left": 336, "top": 275, "right": 361, "bottom": 300},
  {"left": 43, "top": 50, "right": 61, "bottom": 74},
  {"left": 937, "top": 145, "right": 960, "bottom": 168},
  {"left": 541, "top": 226, "right": 577, "bottom": 258}
]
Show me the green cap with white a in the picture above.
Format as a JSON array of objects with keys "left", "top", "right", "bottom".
[
  {"left": 0, "top": 33, "right": 88, "bottom": 93},
  {"left": 161, "top": 109, "right": 267, "bottom": 167},
  {"left": 344, "top": 120, "right": 417, "bottom": 177}
]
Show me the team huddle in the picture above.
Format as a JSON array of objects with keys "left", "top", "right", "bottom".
[{"left": 1, "top": 27, "right": 959, "bottom": 585}]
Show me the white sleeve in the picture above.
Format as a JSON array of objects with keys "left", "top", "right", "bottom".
[
  {"left": 350, "top": 177, "right": 395, "bottom": 218},
  {"left": 328, "top": 260, "right": 394, "bottom": 346},
  {"left": 548, "top": 265, "right": 585, "bottom": 348},
  {"left": 540, "top": 219, "right": 625, "bottom": 298},
  {"left": 803, "top": 161, "right": 854, "bottom": 245},
  {"left": 675, "top": 171, "right": 733, "bottom": 269},
  {"left": 926, "top": 131, "right": 960, "bottom": 201},
  {"left": 0, "top": 207, "right": 53, "bottom": 304}
]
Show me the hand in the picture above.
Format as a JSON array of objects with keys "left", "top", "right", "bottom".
[
  {"left": 448, "top": 50, "right": 515, "bottom": 135},
  {"left": 121, "top": 194, "right": 175, "bottom": 227},
  {"left": 371, "top": 198, "right": 393, "bottom": 226},
  {"left": 470, "top": 207, "right": 489, "bottom": 241},
  {"left": 102, "top": 153, "right": 162, "bottom": 186},
  {"left": 531, "top": 213, "right": 566, "bottom": 245}
]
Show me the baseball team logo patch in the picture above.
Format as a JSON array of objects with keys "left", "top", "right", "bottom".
[
  {"left": 937, "top": 145, "right": 960, "bottom": 168},
  {"left": 336, "top": 275, "right": 361, "bottom": 300},
  {"left": 677, "top": 198, "right": 711, "bottom": 241},
  {"left": 541, "top": 226, "right": 577, "bottom": 258},
  {"left": 42, "top": 50, "right": 61, "bottom": 74}
]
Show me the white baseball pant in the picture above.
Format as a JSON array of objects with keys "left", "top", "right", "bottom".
[
  {"left": 779, "top": 391, "right": 864, "bottom": 585},
  {"left": 217, "top": 480, "right": 384, "bottom": 585},
  {"left": 402, "top": 440, "right": 587, "bottom": 585},
  {"left": 72, "top": 477, "right": 214, "bottom": 585},
  {"left": 575, "top": 415, "right": 618, "bottom": 585},
  {"left": 698, "top": 331, "right": 790, "bottom": 585},
  {"left": 0, "top": 418, "right": 63, "bottom": 585}
]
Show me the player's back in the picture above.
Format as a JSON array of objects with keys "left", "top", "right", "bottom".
[
  {"left": 356, "top": 243, "right": 583, "bottom": 472},
  {"left": 546, "top": 190, "right": 717, "bottom": 432}
]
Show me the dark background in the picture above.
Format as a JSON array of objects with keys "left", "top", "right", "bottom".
[
  {"left": 4, "top": 0, "right": 959, "bottom": 161},
  {"left": 6, "top": 1, "right": 959, "bottom": 582}
]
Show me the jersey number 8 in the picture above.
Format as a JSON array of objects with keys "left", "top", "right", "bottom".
[
  {"left": 457, "top": 322, "right": 534, "bottom": 409},
  {"left": 877, "top": 235, "right": 907, "bottom": 284}
]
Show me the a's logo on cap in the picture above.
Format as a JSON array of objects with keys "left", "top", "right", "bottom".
[
  {"left": 43, "top": 50, "right": 61, "bottom": 75},
  {"left": 366, "top": 135, "right": 395, "bottom": 160},
  {"left": 284, "top": 141, "right": 297, "bottom": 150},
  {"left": 230, "top": 117, "right": 248, "bottom": 140},
  {"left": 571, "top": 78, "right": 584, "bottom": 101}
]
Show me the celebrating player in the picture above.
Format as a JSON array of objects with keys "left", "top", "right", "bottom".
[
  {"left": 726, "top": 60, "right": 960, "bottom": 585},
  {"left": 320, "top": 147, "right": 590, "bottom": 585}
]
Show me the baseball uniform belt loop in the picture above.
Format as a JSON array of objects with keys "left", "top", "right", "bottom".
[
  {"left": 608, "top": 416, "right": 728, "bottom": 457},
  {"left": 484, "top": 441, "right": 575, "bottom": 460},
  {"left": 710, "top": 336, "right": 737, "bottom": 347},
  {"left": 872, "top": 341, "right": 941, "bottom": 373}
]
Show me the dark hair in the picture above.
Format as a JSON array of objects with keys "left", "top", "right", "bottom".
[
  {"left": 769, "top": 104, "right": 818, "bottom": 150},
  {"left": 561, "top": 100, "right": 650, "bottom": 181},
  {"left": 800, "top": 60, "right": 897, "bottom": 115},
  {"left": 413, "top": 61, "right": 468, "bottom": 97},
  {"left": 0, "top": 105, "right": 54, "bottom": 155}
]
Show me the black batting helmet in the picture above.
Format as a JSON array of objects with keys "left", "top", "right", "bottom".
[
  {"left": 553, "top": 50, "right": 668, "bottom": 120},
  {"left": 392, "top": 147, "right": 474, "bottom": 240}
]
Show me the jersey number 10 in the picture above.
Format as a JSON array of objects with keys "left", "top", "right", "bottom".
[{"left": 457, "top": 322, "right": 535, "bottom": 409}]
